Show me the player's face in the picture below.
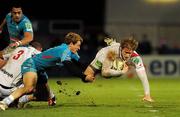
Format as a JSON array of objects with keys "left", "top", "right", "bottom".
[
  {"left": 69, "top": 41, "right": 81, "bottom": 53},
  {"left": 11, "top": 7, "right": 23, "bottom": 22},
  {"left": 121, "top": 48, "right": 133, "bottom": 61}
]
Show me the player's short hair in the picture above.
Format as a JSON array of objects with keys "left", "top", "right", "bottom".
[
  {"left": 30, "top": 41, "right": 42, "bottom": 49},
  {"left": 64, "top": 32, "right": 83, "bottom": 44},
  {"left": 121, "top": 36, "right": 138, "bottom": 51},
  {"left": 11, "top": 1, "right": 22, "bottom": 10}
]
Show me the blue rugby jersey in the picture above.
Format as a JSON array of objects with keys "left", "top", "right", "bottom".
[
  {"left": 5, "top": 13, "right": 33, "bottom": 43},
  {"left": 32, "top": 43, "right": 80, "bottom": 70}
]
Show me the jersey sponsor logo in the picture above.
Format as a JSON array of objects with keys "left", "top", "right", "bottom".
[
  {"left": 0, "top": 69, "right": 13, "bottom": 78},
  {"left": 42, "top": 55, "right": 53, "bottom": 59},
  {"left": 132, "top": 58, "right": 140, "bottom": 64},
  {"left": 95, "top": 60, "right": 102, "bottom": 68},
  {"left": 25, "top": 23, "right": 32, "bottom": 29}
]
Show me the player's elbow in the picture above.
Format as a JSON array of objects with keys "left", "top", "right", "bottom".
[
  {"left": 24, "top": 32, "right": 33, "bottom": 42},
  {"left": 28, "top": 35, "right": 33, "bottom": 42}
]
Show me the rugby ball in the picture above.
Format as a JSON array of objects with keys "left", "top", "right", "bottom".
[{"left": 112, "top": 59, "right": 124, "bottom": 71}]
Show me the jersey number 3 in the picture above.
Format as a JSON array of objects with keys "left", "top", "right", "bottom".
[{"left": 13, "top": 50, "right": 24, "bottom": 60}]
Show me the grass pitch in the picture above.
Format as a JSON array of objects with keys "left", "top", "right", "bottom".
[{"left": 1, "top": 76, "right": 180, "bottom": 117}]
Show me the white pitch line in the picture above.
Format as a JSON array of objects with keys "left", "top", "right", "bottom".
[{"left": 148, "top": 109, "right": 159, "bottom": 113}]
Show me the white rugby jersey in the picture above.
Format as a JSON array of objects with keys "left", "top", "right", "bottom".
[
  {"left": 0, "top": 46, "right": 40, "bottom": 88},
  {"left": 90, "top": 43, "right": 120, "bottom": 70},
  {"left": 90, "top": 42, "right": 144, "bottom": 70}
]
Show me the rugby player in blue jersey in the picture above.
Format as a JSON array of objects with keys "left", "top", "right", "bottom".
[
  {"left": 0, "top": 32, "right": 95, "bottom": 110},
  {"left": 0, "top": 3, "right": 33, "bottom": 58}
]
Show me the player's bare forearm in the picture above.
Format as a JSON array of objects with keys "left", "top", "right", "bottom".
[
  {"left": 20, "top": 32, "right": 33, "bottom": 45},
  {"left": 9, "top": 32, "right": 33, "bottom": 47},
  {"left": 84, "top": 66, "right": 95, "bottom": 76}
]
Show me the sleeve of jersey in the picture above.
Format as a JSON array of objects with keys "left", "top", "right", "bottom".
[
  {"left": 5, "top": 13, "right": 11, "bottom": 21},
  {"left": 23, "top": 20, "right": 33, "bottom": 33},
  {"left": 71, "top": 52, "right": 80, "bottom": 61},
  {"left": 61, "top": 50, "right": 71, "bottom": 62},
  {"left": 131, "top": 53, "right": 150, "bottom": 95}
]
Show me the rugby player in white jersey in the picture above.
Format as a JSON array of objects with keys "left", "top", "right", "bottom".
[
  {"left": 0, "top": 42, "right": 55, "bottom": 107},
  {"left": 0, "top": 42, "right": 41, "bottom": 96},
  {"left": 84, "top": 37, "right": 154, "bottom": 102}
]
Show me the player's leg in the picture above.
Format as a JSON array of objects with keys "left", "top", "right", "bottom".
[
  {"left": 0, "top": 86, "right": 14, "bottom": 98},
  {"left": 35, "top": 70, "right": 56, "bottom": 105},
  {"left": 17, "top": 83, "right": 56, "bottom": 108},
  {"left": 0, "top": 72, "right": 37, "bottom": 110}
]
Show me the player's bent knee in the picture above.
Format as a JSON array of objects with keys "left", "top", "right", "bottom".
[{"left": 24, "top": 86, "right": 35, "bottom": 94}]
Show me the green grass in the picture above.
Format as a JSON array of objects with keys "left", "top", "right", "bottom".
[{"left": 1, "top": 76, "right": 180, "bottom": 117}]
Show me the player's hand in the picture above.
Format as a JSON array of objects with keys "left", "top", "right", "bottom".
[
  {"left": 9, "top": 42, "right": 18, "bottom": 48},
  {"left": 85, "top": 75, "right": 95, "bottom": 82},
  {"left": 9, "top": 41, "right": 22, "bottom": 48},
  {"left": 142, "top": 95, "right": 154, "bottom": 102},
  {"left": 121, "top": 63, "right": 128, "bottom": 74}
]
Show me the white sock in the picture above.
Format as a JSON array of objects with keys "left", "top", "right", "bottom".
[
  {"left": 2, "top": 95, "right": 14, "bottom": 105},
  {"left": 18, "top": 95, "right": 29, "bottom": 103},
  {"left": 49, "top": 90, "right": 55, "bottom": 98}
]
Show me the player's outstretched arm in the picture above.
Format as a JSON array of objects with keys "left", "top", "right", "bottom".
[
  {"left": 63, "top": 60, "right": 95, "bottom": 82},
  {"left": 132, "top": 56, "right": 154, "bottom": 102},
  {"left": 9, "top": 32, "right": 33, "bottom": 48}
]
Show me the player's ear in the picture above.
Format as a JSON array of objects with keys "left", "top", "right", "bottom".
[{"left": 69, "top": 42, "right": 74, "bottom": 46}]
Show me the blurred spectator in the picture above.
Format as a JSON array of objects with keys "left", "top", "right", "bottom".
[
  {"left": 157, "top": 38, "right": 171, "bottom": 54},
  {"left": 137, "top": 34, "right": 152, "bottom": 55},
  {"left": 172, "top": 43, "right": 180, "bottom": 54}
]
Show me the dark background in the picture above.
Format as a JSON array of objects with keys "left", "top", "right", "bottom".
[{"left": 0, "top": 0, "right": 105, "bottom": 30}]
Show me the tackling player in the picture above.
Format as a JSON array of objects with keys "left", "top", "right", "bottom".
[
  {"left": 0, "top": 42, "right": 55, "bottom": 107},
  {"left": 84, "top": 37, "right": 154, "bottom": 102},
  {"left": 0, "top": 32, "right": 94, "bottom": 110}
]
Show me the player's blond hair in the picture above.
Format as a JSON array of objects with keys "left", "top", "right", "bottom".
[
  {"left": 64, "top": 32, "right": 83, "bottom": 44},
  {"left": 121, "top": 36, "right": 138, "bottom": 51}
]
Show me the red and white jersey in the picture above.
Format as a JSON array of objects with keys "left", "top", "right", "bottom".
[
  {"left": 129, "top": 51, "right": 145, "bottom": 71},
  {"left": 0, "top": 46, "right": 40, "bottom": 88}
]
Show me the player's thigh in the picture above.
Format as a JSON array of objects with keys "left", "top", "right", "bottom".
[{"left": 23, "top": 72, "right": 38, "bottom": 88}]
